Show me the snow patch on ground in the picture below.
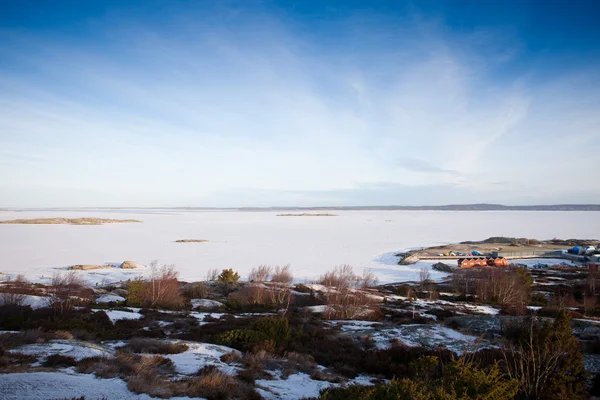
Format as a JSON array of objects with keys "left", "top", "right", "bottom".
[
  {"left": 130, "top": 341, "right": 240, "bottom": 375},
  {"left": 256, "top": 372, "right": 336, "bottom": 400},
  {"left": 191, "top": 299, "right": 224, "bottom": 309},
  {"left": 0, "top": 372, "right": 195, "bottom": 400},
  {"left": 96, "top": 294, "right": 126, "bottom": 303},
  {"left": 22, "top": 295, "right": 49, "bottom": 309},
  {"left": 103, "top": 309, "right": 143, "bottom": 323},
  {"left": 9, "top": 340, "right": 112, "bottom": 361}
]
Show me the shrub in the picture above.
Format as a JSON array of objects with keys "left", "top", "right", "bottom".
[
  {"left": 218, "top": 269, "right": 240, "bottom": 283},
  {"left": 184, "top": 282, "right": 209, "bottom": 299},
  {"left": 251, "top": 316, "right": 290, "bottom": 348},
  {"left": 502, "top": 309, "right": 588, "bottom": 399},
  {"left": 43, "top": 354, "right": 77, "bottom": 368},
  {"left": 124, "top": 338, "right": 189, "bottom": 354},
  {"left": 126, "top": 262, "right": 186, "bottom": 310},
  {"left": 126, "top": 279, "right": 145, "bottom": 307},
  {"left": 225, "top": 293, "right": 247, "bottom": 311},
  {"left": 317, "top": 360, "right": 518, "bottom": 400},
  {"left": 530, "top": 293, "right": 548, "bottom": 306},
  {"left": 215, "top": 329, "right": 269, "bottom": 350}
]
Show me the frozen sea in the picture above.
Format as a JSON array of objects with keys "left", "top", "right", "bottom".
[{"left": 1, "top": 209, "right": 599, "bottom": 285}]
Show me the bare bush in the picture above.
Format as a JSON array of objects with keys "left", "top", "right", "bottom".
[
  {"left": 453, "top": 267, "right": 532, "bottom": 313},
  {"left": 0, "top": 275, "right": 31, "bottom": 306},
  {"left": 127, "top": 261, "right": 186, "bottom": 309},
  {"left": 46, "top": 271, "right": 91, "bottom": 315},
  {"left": 269, "top": 265, "right": 294, "bottom": 311},
  {"left": 205, "top": 268, "right": 219, "bottom": 282},
  {"left": 248, "top": 265, "right": 272, "bottom": 282},
  {"left": 319, "top": 265, "right": 379, "bottom": 319}
]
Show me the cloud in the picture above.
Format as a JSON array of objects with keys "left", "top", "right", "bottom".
[{"left": 396, "top": 158, "right": 461, "bottom": 176}]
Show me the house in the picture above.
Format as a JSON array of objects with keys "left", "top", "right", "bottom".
[{"left": 458, "top": 257, "right": 508, "bottom": 269}]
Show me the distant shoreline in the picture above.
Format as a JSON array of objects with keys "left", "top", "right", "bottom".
[
  {"left": 2, "top": 204, "right": 600, "bottom": 212},
  {"left": 0, "top": 218, "right": 141, "bottom": 225}
]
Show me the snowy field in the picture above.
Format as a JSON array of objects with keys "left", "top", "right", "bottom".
[{"left": 1, "top": 209, "right": 599, "bottom": 285}]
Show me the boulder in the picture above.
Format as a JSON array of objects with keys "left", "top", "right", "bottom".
[
  {"left": 119, "top": 260, "right": 141, "bottom": 269},
  {"left": 432, "top": 262, "right": 455, "bottom": 273}
]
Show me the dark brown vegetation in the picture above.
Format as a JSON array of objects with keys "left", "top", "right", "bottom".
[{"left": 0, "top": 260, "right": 596, "bottom": 400}]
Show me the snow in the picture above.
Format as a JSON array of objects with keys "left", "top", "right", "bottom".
[
  {"left": 189, "top": 312, "right": 228, "bottom": 325},
  {"left": 1, "top": 209, "right": 599, "bottom": 284},
  {"left": 331, "top": 321, "right": 482, "bottom": 354},
  {"left": 103, "top": 309, "right": 143, "bottom": 323},
  {"left": 191, "top": 298, "right": 224, "bottom": 309},
  {"left": 10, "top": 340, "right": 112, "bottom": 361},
  {"left": 257, "top": 372, "right": 336, "bottom": 400},
  {"left": 305, "top": 305, "right": 328, "bottom": 313},
  {"left": 161, "top": 342, "right": 240, "bottom": 375},
  {"left": 257, "top": 371, "right": 377, "bottom": 400},
  {"left": 0, "top": 372, "right": 194, "bottom": 400},
  {"left": 22, "top": 295, "right": 49, "bottom": 309},
  {"left": 96, "top": 294, "right": 126, "bottom": 303},
  {"left": 370, "top": 324, "right": 481, "bottom": 353}
]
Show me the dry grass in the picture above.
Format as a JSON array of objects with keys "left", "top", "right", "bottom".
[
  {"left": 53, "top": 330, "right": 74, "bottom": 340},
  {"left": 77, "top": 352, "right": 175, "bottom": 380},
  {"left": 0, "top": 218, "right": 141, "bottom": 225},
  {"left": 0, "top": 329, "right": 48, "bottom": 349},
  {"left": 127, "top": 373, "right": 175, "bottom": 399},
  {"left": 184, "top": 368, "right": 261, "bottom": 399},
  {"left": 122, "top": 338, "right": 189, "bottom": 354}
]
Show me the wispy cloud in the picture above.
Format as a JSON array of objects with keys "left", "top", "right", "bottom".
[
  {"left": 0, "top": 5, "right": 598, "bottom": 207},
  {"left": 396, "top": 158, "right": 461, "bottom": 176}
]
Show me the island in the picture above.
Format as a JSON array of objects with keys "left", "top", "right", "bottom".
[{"left": 0, "top": 218, "right": 141, "bottom": 225}]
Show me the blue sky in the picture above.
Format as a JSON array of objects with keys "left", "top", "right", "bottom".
[{"left": 1, "top": 0, "right": 599, "bottom": 207}]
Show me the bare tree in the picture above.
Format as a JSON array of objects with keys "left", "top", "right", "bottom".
[
  {"left": 269, "top": 265, "right": 293, "bottom": 312},
  {"left": 205, "top": 268, "right": 219, "bottom": 282}
]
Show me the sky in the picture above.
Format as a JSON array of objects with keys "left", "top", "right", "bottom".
[{"left": 0, "top": 0, "right": 599, "bottom": 207}]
